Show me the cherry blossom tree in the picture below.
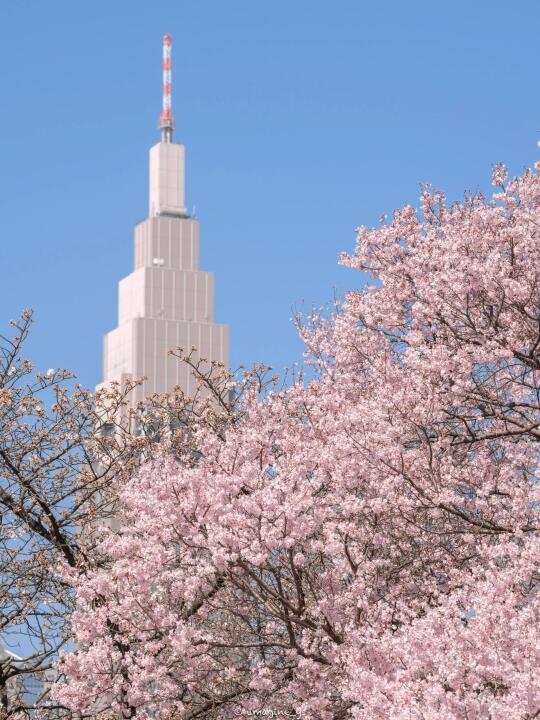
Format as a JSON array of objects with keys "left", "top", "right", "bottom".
[
  {"left": 57, "top": 163, "right": 540, "bottom": 720},
  {"left": 0, "top": 312, "right": 235, "bottom": 718}
]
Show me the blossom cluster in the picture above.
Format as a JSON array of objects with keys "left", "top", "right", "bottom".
[{"left": 56, "top": 166, "right": 540, "bottom": 719}]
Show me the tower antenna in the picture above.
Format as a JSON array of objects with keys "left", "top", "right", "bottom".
[{"left": 159, "top": 34, "right": 175, "bottom": 143}]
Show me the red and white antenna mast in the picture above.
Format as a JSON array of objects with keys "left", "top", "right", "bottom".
[{"left": 159, "top": 34, "right": 175, "bottom": 143}]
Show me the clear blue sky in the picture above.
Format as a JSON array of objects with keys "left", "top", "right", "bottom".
[{"left": 1, "top": 0, "right": 539, "bottom": 388}]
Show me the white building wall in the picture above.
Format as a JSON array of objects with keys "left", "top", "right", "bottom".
[
  {"left": 149, "top": 142, "right": 187, "bottom": 218},
  {"left": 100, "top": 140, "right": 228, "bottom": 402}
]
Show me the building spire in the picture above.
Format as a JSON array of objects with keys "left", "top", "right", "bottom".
[{"left": 159, "top": 34, "right": 175, "bottom": 143}]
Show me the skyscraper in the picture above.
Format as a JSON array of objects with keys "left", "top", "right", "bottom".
[{"left": 99, "top": 35, "right": 229, "bottom": 403}]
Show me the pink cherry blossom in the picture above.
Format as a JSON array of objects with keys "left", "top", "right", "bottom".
[{"left": 56, "top": 164, "right": 540, "bottom": 719}]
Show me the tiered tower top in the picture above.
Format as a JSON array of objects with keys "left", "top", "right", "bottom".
[{"left": 99, "top": 35, "right": 229, "bottom": 403}]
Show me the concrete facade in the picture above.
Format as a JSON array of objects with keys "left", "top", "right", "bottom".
[{"left": 100, "top": 139, "right": 228, "bottom": 402}]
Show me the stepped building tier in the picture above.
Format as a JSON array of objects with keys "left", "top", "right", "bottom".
[{"left": 99, "top": 35, "right": 228, "bottom": 403}]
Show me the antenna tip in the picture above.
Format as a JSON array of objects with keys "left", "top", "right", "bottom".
[{"left": 163, "top": 34, "right": 172, "bottom": 44}]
